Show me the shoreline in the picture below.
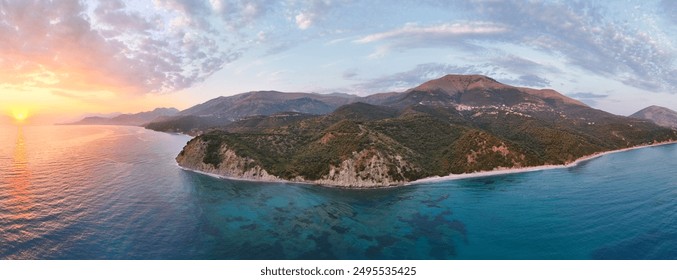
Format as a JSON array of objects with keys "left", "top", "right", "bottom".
[
  {"left": 408, "top": 140, "right": 677, "bottom": 186},
  {"left": 175, "top": 163, "right": 320, "bottom": 187},
  {"left": 178, "top": 140, "right": 677, "bottom": 189}
]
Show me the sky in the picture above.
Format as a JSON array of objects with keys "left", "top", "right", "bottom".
[{"left": 0, "top": 0, "right": 675, "bottom": 123}]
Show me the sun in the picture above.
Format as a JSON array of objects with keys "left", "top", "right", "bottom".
[{"left": 11, "top": 109, "right": 30, "bottom": 123}]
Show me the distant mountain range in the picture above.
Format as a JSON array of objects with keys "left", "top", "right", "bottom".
[
  {"left": 145, "top": 91, "right": 360, "bottom": 134},
  {"left": 630, "top": 105, "right": 677, "bottom": 129},
  {"left": 173, "top": 74, "right": 677, "bottom": 188},
  {"left": 181, "top": 91, "right": 360, "bottom": 117},
  {"left": 76, "top": 112, "right": 123, "bottom": 119},
  {"left": 64, "top": 107, "right": 179, "bottom": 126}
]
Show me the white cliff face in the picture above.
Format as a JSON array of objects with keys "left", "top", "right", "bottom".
[
  {"left": 176, "top": 139, "right": 282, "bottom": 182},
  {"left": 176, "top": 139, "right": 418, "bottom": 188},
  {"left": 313, "top": 149, "right": 416, "bottom": 188}
]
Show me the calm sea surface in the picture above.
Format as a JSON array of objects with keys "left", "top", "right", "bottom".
[{"left": 1, "top": 125, "right": 676, "bottom": 259}]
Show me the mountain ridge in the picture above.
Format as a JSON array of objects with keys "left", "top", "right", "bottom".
[
  {"left": 146, "top": 91, "right": 360, "bottom": 134},
  {"left": 64, "top": 107, "right": 179, "bottom": 126},
  {"left": 146, "top": 74, "right": 594, "bottom": 134}
]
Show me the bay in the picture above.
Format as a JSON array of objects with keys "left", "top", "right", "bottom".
[{"left": 1, "top": 125, "right": 676, "bottom": 259}]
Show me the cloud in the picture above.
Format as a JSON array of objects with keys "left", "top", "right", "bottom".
[
  {"left": 2, "top": 0, "right": 674, "bottom": 101},
  {"left": 0, "top": 0, "right": 256, "bottom": 96},
  {"left": 659, "top": 0, "right": 677, "bottom": 24},
  {"left": 342, "top": 69, "right": 359, "bottom": 79},
  {"left": 355, "top": 22, "right": 508, "bottom": 56},
  {"left": 356, "top": 22, "right": 508, "bottom": 44},
  {"left": 352, "top": 1, "right": 675, "bottom": 94},
  {"left": 567, "top": 92, "right": 609, "bottom": 99},
  {"left": 291, "top": 0, "right": 336, "bottom": 30},
  {"left": 490, "top": 55, "right": 562, "bottom": 75},
  {"left": 451, "top": 0, "right": 677, "bottom": 93},
  {"left": 154, "top": 0, "right": 270, "bottom": 30},
  {"left": 295, "top": 12, "right": 314, "bottom": 29},
  {"left": 502, "top": 75, "right": 551, "bottom": 88},
  {"left": 50, "top": 90, "right": 111, "bottom": 104},
  {"left": 567, "top": 92, "right": 609, "bottom": 106}
]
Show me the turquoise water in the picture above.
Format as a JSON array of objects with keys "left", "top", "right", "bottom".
[{"left": 1, "top": 125, "right": 676, "bottom": 259}]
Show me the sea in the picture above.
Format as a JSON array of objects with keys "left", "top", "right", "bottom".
[{"left": 1, "top": 125, "right": 676, "bottom": 260}]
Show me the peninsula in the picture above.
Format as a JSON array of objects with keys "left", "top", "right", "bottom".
[{"left": 173, "top": 75, "right": 677, "bottom": 188}]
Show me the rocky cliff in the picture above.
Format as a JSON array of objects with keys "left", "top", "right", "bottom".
[
  {"left": 176, "top": 136, "right": 420, "bottom": 188},
  {"left": 176, "top": 137, "right": 282, "bottom": 182}
]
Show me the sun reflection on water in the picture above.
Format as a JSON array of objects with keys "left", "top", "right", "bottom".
[{"left": 7, "top": 126, "right": 34, "bottom": 219}]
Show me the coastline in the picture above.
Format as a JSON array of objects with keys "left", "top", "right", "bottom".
[
  {"left": 177, "top": 140, "right": 677, "bottom": 189},
  {"left": 176, "top": 163, "right": 319, "bottom": 187},
  {"left": 408, "top": 140, "right": 677, "bottom": 186}
]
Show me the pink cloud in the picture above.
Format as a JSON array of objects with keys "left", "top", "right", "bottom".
[{"left": 0, "top": 0, "right": 243, "bottom": 95}]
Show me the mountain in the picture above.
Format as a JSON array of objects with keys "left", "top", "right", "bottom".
[
  {"left": 108, "top": 107, "right": 179, "bottom": 125},
  {"left": 630, "top": 106, "right": 677, "bottom": 129},
  {"left": 149, "top": 75, "right": 596, "bottom": 134},
  {"left": 145, "top": 91, "right": 360, "bottom": 134},
  {"left": 79, "top": 112, "right": 122, "bottom": 119},
  {"left": 70, "top": 116, "right": 111, "bottom": 125},
  {"left": 180, "top": 91, "right": 359, "bottom": 118},
  {"left": 65, "top": 107, "right": 179, "bottom": 126},
  {"left": 366, "top": 74, "right": 586, "bottom": 114},
  {"left": 175, "top": 74, "right": 677, "bottom": 188}
]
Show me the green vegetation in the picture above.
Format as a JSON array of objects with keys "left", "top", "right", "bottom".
[{"left": 181, "top": 100, "right": 677, "bottom": 185}]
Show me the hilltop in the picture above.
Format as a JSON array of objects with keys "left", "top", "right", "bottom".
[{"left": 630, "top": 105, "right": 677, "bottom": 129}]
